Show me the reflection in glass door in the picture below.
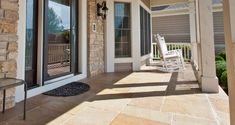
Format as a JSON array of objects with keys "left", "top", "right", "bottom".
[
  {"left": 44, "top": 0, "right": 78, "bottom": 81},
  {"left": 25, "top": 0, "right": 38, "bottom": 88}
]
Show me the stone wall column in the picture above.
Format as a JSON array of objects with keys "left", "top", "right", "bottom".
[
  {"left": 0, "top": 0, "right": 19, "bottom": 111},
  {"left": 223, "top": 0, "right": 235, "bottom": 124},
  {"left": 197, "top": 0, "right": 219, "bottom": 92},
  {"left": 189, "top": 0, "right": 198, "bottom": 68},
  {"left": 87, "top": 0, "right": 105, "bottom": 76}
]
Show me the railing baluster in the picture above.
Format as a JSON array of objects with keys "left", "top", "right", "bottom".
[
  {"left": 187, "top": 45, "right": 190, "bottom": 61},
  {"left": 152, "top": 42, "right": 192, "bottom": 61}
]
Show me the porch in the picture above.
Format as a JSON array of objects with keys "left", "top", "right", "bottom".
[{"left": 0, "top": 63, "right": 229, "bottom": 125}]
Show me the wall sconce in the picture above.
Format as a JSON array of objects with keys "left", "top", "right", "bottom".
[{"left": 97, "top": 1, "right": 108, "bottom": 20}]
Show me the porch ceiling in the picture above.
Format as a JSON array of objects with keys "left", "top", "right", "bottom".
[{"left": 151, "top": 0, "right": 189, "bottom": 6}]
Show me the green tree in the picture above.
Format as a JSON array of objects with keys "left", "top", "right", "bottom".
[{"left": 48, "top": 8, "right": 64, "bottom": 33}]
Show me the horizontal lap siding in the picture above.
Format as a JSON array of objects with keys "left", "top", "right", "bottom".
[
  {"left": 152, "top": 12, "right": 225, "bottom": 45},
  {"left": 213, "top": 12, "right": 224, "bottom": 44},
  {"left": 152, "top": 14, "right": 190, "bottom": 43},
  {"left": 115, "top": 63, "right": 133, "bottom": 72}
]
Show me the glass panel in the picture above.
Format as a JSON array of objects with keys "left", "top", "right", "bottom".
[
  {"left": 25, "top": 0, "right": 37, "bottom": 88},
  {"left": 140, "top": 6, "right": 151, "bottom": 56},
  {"left": 47, "top": 0, "right": 71, "bottom": 77},
  {"left": 26, "top": 0, "right": 36, "bottom": 71},
  {"left": 140, "top": 7, "right": 144, "bottom": 56},
  {"left": 115, "top": 2, "right": 131, "bottom": 58},
  {"left": 144, "top": 10, "right": 148, "bottom": 54},
  {"left": 148, "top": 13, "right": 151, "bottom": 53},
  {"left": 115, "top": 16, "right": 123, "bottom": 29}
]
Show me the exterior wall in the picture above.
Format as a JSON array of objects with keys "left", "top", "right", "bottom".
[
  {"left": 213, "top": 11, "right": 225, "bottom": 53},
  {"left": 213, "top": 12, "right": 225, "bottom": 44},
  {"left": 115, "top": 63, "right": 133, "bottom": 72},
  {"left": 152, "top": 12, "right": 224, "bottom": 44},
  {"left": 152, "top": 14, "right": 190, "bottom": 43},
  {"left": 0, "top": 0, "right": 19, "bottom": 111},
  {"left": 87, "top": 0, "right": 105, "bottom": 76}
]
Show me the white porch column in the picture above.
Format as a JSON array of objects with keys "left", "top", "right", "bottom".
[
  {"left": 189, "top": 0, "right": 198, "bottom": 68},
  {"left": 195, "top": 0, "right": 202, "bottom": 82},
  {"left": 132, "top": 0, "right": 142, "bottom": 71},
  {"left": 223, "top": 0, "right": 235, "bottom": 124},
  {"left": 197, "top": 0, "right": 219, "bottom": 92},
  {"left": 105, "top": 0, "right": 115, "bottom": 72}
]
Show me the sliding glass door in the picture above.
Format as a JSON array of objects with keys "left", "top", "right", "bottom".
[{"left": 44, "top": 0, "right": 78, "bottom": 81}]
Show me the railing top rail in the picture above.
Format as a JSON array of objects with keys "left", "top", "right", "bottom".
[{"left": 152, "top": 42, "right": 191, "bottom": 45}]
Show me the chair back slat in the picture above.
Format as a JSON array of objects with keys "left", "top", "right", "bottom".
[{"left": 154, "top": 34, "right": 168, "bottom": 58}]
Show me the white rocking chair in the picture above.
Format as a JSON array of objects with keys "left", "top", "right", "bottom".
[{"left": 154, "top": 34, "right": 185, "bottom": 71}]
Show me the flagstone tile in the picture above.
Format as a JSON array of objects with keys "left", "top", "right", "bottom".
[
  {"left": 121, "top": 105, "right": 172, "bottom": 124},
  {"left": 128, "top": 96, "right": 164, "bottom": 111},
  {"left": 110, "top": 114, "right": 169, "bottom": 125},
  {"left": 63, "top": 107, "right": 118, "bottom": 125},
  {"left": 161, "top": 95, "right": 215, "bottom": 120},
  {"left": 172, "top": 114, "right": 217, "bottom": 125}
]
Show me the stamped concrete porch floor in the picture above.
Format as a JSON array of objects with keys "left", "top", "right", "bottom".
[{"left": 0, "top": 64, "right": 230, "bottom": 125}]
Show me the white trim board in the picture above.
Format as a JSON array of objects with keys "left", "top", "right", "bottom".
[
  {"left": 15, "top": 0, "right": 26, "bottom": 103},
  {"left": 139, "top": 0, "right": 151, "bottom": 13},
  {"left": 115, "top": 58, "right": 133, "bottom": 63},
  {"left": 152, "top": 4, "right": 223, "bottom": 17}
]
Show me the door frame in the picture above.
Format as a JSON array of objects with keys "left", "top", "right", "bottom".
[
  {"left": 16, "top": 0, "right": 88, "bottom": 102},
  {"left": 25, "top": 0, "right": 39, "bottom": 89}
]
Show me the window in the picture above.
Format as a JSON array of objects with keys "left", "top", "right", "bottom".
[
  {"left": 114, "top": 2, "right": 131, "bottom": 58},
  {"left": 140, "top": 6, "right": 151, "bottom": 56}
]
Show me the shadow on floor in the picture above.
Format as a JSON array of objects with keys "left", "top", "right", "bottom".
[{"left": 0, "top": 64, "right": 203, "bottom": 125}]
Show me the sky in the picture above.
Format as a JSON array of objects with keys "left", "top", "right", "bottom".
[
  {"left": 27, "top": 0, "right": 71, "bottom": 30},
  {"left": 49, "top": 1, "right": 71, "bottom": 29}
]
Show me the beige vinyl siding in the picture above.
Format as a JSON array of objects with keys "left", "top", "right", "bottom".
[
  {"left": 152, "top": 12, "right": 225, "bottom": 46},
  {"left": 213, "top": 12, "right": 224, "bottom": 44},
  {"left": 115, "top": 63, "right": 133, "bottom": 72},
  {"left": 152, "top": 14, "right": 190, "bottom": 43}
]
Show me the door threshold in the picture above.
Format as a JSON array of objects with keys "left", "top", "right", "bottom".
[
  {"left": 27, "top": 84, "right": 40, "bottom": 90},
  {"left": 44, "top": 74, "right": 74, "bottom": 85}
]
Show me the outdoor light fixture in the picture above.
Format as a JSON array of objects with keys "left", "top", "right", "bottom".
[{"left": 97, "top": 1, "right": 108, "bottom": 19}]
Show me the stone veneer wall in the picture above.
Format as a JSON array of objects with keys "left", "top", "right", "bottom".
[
  {"left": 0, "top": 0, "right": 19, "bottom": 111},
  {"left": 87, "top": 0, "right": 105, "bottom": 77}
]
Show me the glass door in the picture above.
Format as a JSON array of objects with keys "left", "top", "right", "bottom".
[
  {"left": 44, "top": 0, "right": 78, "bottom": 81},
  {"left": 25, "top": 0, "right": 38, "bottom": 88}
]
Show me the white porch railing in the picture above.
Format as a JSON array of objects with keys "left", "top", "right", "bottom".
[{"left": 152, "top": 42, "right": 192, "bottom": 61}]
